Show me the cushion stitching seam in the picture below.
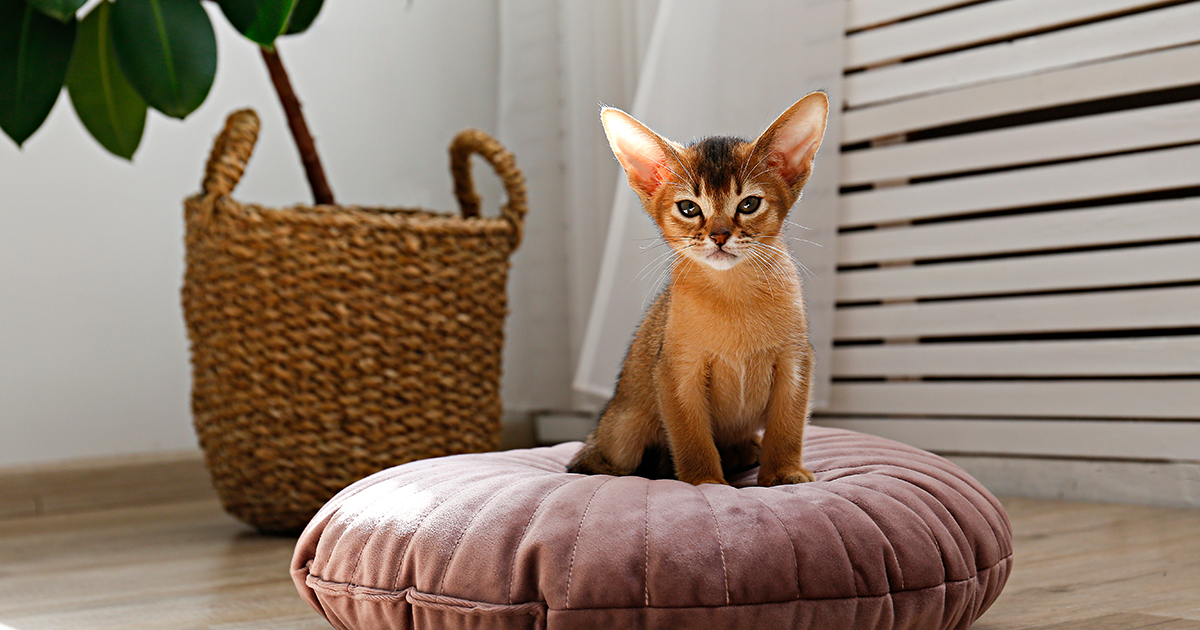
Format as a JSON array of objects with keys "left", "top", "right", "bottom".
[
  {"left": 506, "top": 476, "right": 578, "bottom": 605},
  {"left": 564, "top": 476, "right": 611, "bottom": 610},
  {"left": 698, "top": 487, "right": 731, "bottom": 606}
]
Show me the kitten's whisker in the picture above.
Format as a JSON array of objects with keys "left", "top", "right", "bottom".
[
  {"left": 652, "top": 158, "right": 693, "bottom": 191},
  {"left": 744, "top": 248, "right": 777, "bottom": 300},
  {"left": 757, "top": 233, "right": 824, "bottom": 249},
  {"left": 739, "top": 148, "right": 771, "bottom": 185},
  {"left": 638, "top": 236, "right": 690, "bottom": 251},
  {"left": 784, "top": 220, "right": 812, "bottom": 231},
  {"left": 743, "top": 153, "right": 775, "bottom": 182},
  {"left": 749, "top": 243, "right": 788, "bottom": 282},
  {"left": 644, "top": 252, "right": 683, "bottom": 305},
  {"left": 668, "top": 145, "right": 699, "bottom": 189},
  {"left": 757, "top": 241, "right": 819, "bottom": 281},
  {"left": 634, "top": 245, "right": 681, "bottom": 283}
]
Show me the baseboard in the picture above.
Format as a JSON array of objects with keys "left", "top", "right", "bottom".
[
  {"left": 532, "top": 411, "right": 594, "bottom": 445},
  {"left": 0, "top": 451, "right": 215, "bottom": 520},
  {"left": 946, "top": 455, "right": 1200, "bottom": 509}
]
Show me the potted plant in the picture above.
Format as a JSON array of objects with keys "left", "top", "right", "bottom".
[
  {"left": 1, "top": 0, "right": 331, "bottom": 202},
  {"left": 3, "top": 0, "right": 528, "bottom": 534}
]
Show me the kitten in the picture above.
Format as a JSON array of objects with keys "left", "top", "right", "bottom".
[{"left": 567, "top": 92, "right": 829, "bottom": 487}]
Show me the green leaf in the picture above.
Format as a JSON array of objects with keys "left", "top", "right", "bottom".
[
  {"left": 0, "top": 0, "right": 75, "bottom": 146},
  {"left": 66, "top": 1, "right": 146, "bottom": 159},
  {"left": 283, "top": 0, "right": 321, "bottom": 35},
  {"left": 109, "top": 0, "right": 215, "bottom": 119},
  {"left": 25, "top": 0, "right": 84, "bottom": 23},
  {"left": 215, "top": 0, "right": 294, "bottom": 46}
]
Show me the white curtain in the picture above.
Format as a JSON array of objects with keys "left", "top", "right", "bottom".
[
  {"left": 498, "top": 0, "right": 845, "bottom": 417},
  {"left": 566, "top": 0, "right": 846, "bottom": 410}
]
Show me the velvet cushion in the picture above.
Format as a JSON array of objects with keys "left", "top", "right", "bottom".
[{"left": 291, "top": 426, "right": 1012, "bottom": 630}]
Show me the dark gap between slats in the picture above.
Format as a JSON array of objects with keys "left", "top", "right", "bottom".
[
  {"left": 832, "top": 328, "right": 1200, "bottom": 347},
  {"left": 815, "top": 412, "right": 1197, "bottom": 425},
  {"left": 907, "top": 141, "right": 1200, "bottom": 186},
  {"left": 917, "top": 327, "right": 1200, "bottom": 343},
  {"left": 844, "top": 0, "right": 991, "bottom": 37},
  {"left": 832, "top": 279, "right": 1200, "bottom": 307},
  {"left": 835, "top": 237, "right": 1200, "bottom": 273},
  {"left": 843, "top": 3, "right": 1195, "bottom": 76},
  {"left": 909, "top": 83, "right": 1200, "bottom": 143},
  {"left": 912, "top": 279, "right": 1200, "bottom": 305},
  {"left": 832, "top": 185, "right": 1200, "bottom": 233},
  {"left": 839, "top": 84, "right": 1200, "bottom": 155},
  {"left": 831, "top": 375, "right": 1200, "bottom": 382},
  {"left": 908, "top": 236, "right": 1200, "bottom": 267},
  {"left": 910, "top": 186, "right": 1200, "bottom": 227},
  {"left": 918, "top": 374, "right": 1200, "bottom": 382}
]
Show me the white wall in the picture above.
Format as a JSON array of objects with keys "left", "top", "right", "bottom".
[{"left": 0, "top": 0, "right": 529, "bottom": 466}]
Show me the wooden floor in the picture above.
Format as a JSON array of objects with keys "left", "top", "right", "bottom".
[{"left": 0, "top": 493, "right": 1198, "bottom": 629}]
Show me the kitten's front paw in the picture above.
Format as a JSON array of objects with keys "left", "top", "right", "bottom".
[
  {"left": 567, "top": 444, "right": 628, "bottom": 476},
  {"left": 758, "top": 466, "right": 816, "bottom": 487},
  {"left": 684, "top": 476, "right": 729, "bottom": 486}
]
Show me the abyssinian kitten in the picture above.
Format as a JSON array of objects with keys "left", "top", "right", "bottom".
[{"left": 567, "top": 92, "right": 829, "bottom": 487}]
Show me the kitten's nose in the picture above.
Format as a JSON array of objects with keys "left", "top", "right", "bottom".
[{"left": 711, "top": 228, "right": 731, "bottom": 247}]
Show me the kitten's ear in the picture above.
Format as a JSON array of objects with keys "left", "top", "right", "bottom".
[
  {"left": 752, "top": 92, "right": 829, "bottom": 190},
  {"left": 601, "top": 107, "right": 676, "bottom": 198}
]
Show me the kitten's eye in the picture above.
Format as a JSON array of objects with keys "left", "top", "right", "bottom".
[
  {"left": 676, "top": 200, "right": 701, "bottom": 218},
  {"left": 737, "top": 196, "right": 762, "bottom": 214}
]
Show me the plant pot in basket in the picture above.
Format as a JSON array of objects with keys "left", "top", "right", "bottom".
[{"left": 182, "top": 109, "right": 526, "bottom": 534}]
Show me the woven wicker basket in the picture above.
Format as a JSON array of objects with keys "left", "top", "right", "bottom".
[{"left": 182, "top": 109, "right": 526, "bottom": 533}]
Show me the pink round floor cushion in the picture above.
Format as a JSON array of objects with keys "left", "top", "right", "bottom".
[{"left": 291, "top": 426, "right": 1012, "bottom": 630}]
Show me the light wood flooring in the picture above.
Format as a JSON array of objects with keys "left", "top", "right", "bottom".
[{"left": 0, "top": 490, "right": 1198, "bottom": 629}]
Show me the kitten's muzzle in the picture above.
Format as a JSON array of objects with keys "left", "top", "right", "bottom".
[{"left": 710, "top": 228, "right": 731, "bottom": 247}]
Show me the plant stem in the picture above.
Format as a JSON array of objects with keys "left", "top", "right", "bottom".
[{"left": 260, "top": 45, "right": 335, "bottom": 205}]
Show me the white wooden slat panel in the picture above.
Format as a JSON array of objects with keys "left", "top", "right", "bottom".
[
  {"left": 846, "top": 0, "right": 975, "bottom": 31},
  {"left": 835, "top": 286, "right": 1200, "bottom": 340},
  {"left": 846, "top": 0, "right": 1169, "bottom": 69},
  {"left": 814, "top": 417, "right": 1200, "bottom": 460},
  {"left": 837, "top": 242, "right": 1200, "bottom": 302},
  {"left": 840, "top": 144, "right": 1200, "bottom": 228},
  {"left": 838, "top": 198, "right": 1200, "bottom": 266},
  {"left": 842, "top": 86, "right": 1200, "bottom": 186},
  {"left": 828, "top": 381, "right": 1200, "bottom": 419},
  {"left": 832, "top": 337, "right": 1200, "bottom": 377},
  {"left": 842, "top": 44, "right": 1200, "bottom": 143},
  {"left": 846, "top": 3, "right": 1200, "bottom": 108}
]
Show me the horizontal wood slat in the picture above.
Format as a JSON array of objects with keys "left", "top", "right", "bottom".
[
  {"left": 846, "top": 3, "right": 1200, "bottom": 108},
  {"left": 835, "top": 286, "right": 1200, "bottom": 340},
  {"left": 837, "top": 241, "right": 1200, "bottom": 302},
  {"left": 846, "top": 0, "right": 977, "bottom": 31},
  {"left": 846, "top": 0, "right": 1169, "bottom": 69},
  {"left": 840, "top": 144, "right": 1200, "bottom": 228},
  {"left": 837, "top": 197, "right": 1200, "bottom": 266},
  {"left": 832, "top": 336, "right": 1200, "bottom": 377},
  {"left": 813, "top": 417, "right": 1200, "bottom": 460},
  {"left": 841, "top": 98, "right": 1200, "bottom": 186},
  {"left": 828, "top": 381, "right": 1200, "bottom": 419},
  {"left": 842, "top": 44, "right": 1200, "bottom": 143}
]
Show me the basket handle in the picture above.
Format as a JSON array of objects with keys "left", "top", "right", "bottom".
[
  {"left": 449, "top": 129, "right": 527, "bottom": 248},
  {"left": 201, "top": 109, "right": 260, "bottom": 200}
]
